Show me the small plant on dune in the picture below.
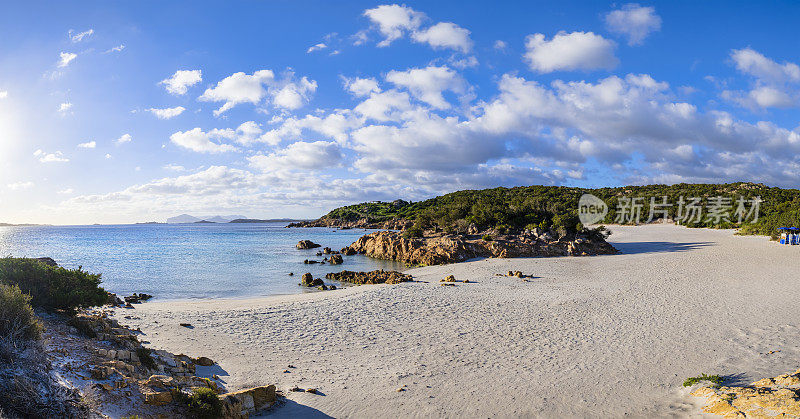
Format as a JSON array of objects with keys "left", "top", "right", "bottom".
[
  {"left": 683, "top": 373, "right": 723, "bottom": 388},
  {"left": 0, "top": 283, "right": 42, "bottom": 342},
  {"left": 185, "top": 387, "right": 222, "bottom": 418}
]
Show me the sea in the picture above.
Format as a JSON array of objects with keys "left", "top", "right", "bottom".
[{"left": 0, "top": 222, "right": 402, "bottom": 301}]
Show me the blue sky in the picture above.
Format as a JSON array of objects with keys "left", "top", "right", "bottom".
[{"left": 2, "top": 1, "right": 800, "bottom": 224}]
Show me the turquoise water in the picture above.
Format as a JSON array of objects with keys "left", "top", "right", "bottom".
[{"left": 0, "top": 223, "right": 402, "bottom": 300}]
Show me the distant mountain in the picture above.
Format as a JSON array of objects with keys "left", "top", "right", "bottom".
[{"left": 166, "top": 214, "right": 248, "bottom": 223}]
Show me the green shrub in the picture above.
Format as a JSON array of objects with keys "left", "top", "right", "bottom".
[
  {"left": 136, "top": 347, "right": 157, "bottom": 370},
  {"left": 403, "top": 225, "right": 423, "bottom": 238},
  {"left": 0, "top": 258, "right": 107, "bottom": 312},
  {"left": 185, "top": 387, "right": 222, "bottom": 418},
  {"left": 482, "top": 234, "right": 493, "bottom": 241},
  {"left": 0, "top": 284, "right": 42, "bottom": 341},
  {"left": 683, "top": 373, "right": 723, "bottom": 388}
]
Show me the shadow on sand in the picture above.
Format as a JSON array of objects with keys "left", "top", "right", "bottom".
[
  {"left": 257, "top": 398, "right": 334, "bottom": 418},
  {"left": 611, "top": 241, "right": 715, "bottom": 255}
]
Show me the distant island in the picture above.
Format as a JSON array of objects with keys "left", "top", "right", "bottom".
[{"left": 166, "top": 214, "right": 308, "bottom": 224}]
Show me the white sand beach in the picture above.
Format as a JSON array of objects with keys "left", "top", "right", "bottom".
[{"left": 112, "top": 224, "right": 800, "bottom": 417}]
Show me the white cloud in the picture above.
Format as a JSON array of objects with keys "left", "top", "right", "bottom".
[
  {"left": 163, "top": 164, "right": 186, "bottom": 171},
  {"left": 272, "top": 77, "right": 318, "bottom": 110},
  {"left": 363, "top": 4, "right": 425, "bottom": 47},
  {"left": 116, "top": 134, "right": 132, "bottom": 145},
  {"left": 199, "top": 70, "right": 274, "bottom": 115},
  {"left": 105, "top": 44, "right": 125, "bottom": 53},
  {"left": 385, "top": 66, "right": 467, "bottom": 109},
  {"left": 33, "top": 149, "right": 69, "bottom": 163},
  {"left": 343, "top": 77, "right": 381, "bottom": 97},
  {"left": 494, "top": 40, "right": 508, "bottom": 51},
  {"left": 7, "top": 181, "right": 34, "bottom": 190},
  {"left": 147, "top": 106, "right": 186, "bottom": 119},
  {"left": 411, "top": 22, "right": 472, "bottom": 53},
  {"left": 199, "top": 70, "right": 316, "bottom": 114},
  {"left": 69, "top": 29, "right": 94, "bottom": 43},
  {"left": 58, "top": 102, "right": 73, "bottom": 114},
  {"left": 160, "top": 70, "right": 202, "bottom": 95},
  {"left": 77, "top": 141, "right": 96, "bottom": 149},
  {"left": 58, "top": 188, "right": 74, "bottom": 194},
  {"left": 524, "top": 32, "right": 618, "bottom": 73},
  {"left": 169, "top": 128, "right": 238, "bottom": 153},
  {"left": 248, "top": 141, "right": 342, "bottom": 171},
  {"left": 604, "top": 4, "right": 662, "bottom": 46},
  {"left": 0, "top": 91, "right": 7, "bottom": 99},
  {"left": 307, "top": 43, "right": 328, "bottom": 53},
  {"left": 730, "top": 48, "right": 800, "bottom": 84},
  {"left": 58, "top": 52, "right": 77, "bottom": 68},
  {"left": 723, "top": 48, "right": 800, "bottom": 110}
]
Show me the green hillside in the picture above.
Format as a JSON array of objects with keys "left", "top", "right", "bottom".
[{"left": 315, "top": 183, "right": 800, "bottom": 238}]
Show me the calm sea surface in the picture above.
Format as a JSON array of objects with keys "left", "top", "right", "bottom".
[{"left": 0, "top": 223, "right": 402, "bottom": 300}]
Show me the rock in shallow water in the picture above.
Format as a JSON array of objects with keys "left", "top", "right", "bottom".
[
  {"left": 296, "top": 240, "right": 321, "bottom": 249},
  {"left": 325, "top": 270, "right": 412, "bottom": 285}
]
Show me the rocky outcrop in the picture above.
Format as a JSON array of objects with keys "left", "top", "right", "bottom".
[
  {"left": 348, "top": 230, "right": 617, "bottom": 266},
  {"left": 691, "top": 368, "right": 800, "bottom": 417},
  {"left": 300, "top": 273, "right": 324, "bottom": 287},
  {"left": 325, "top": 270, "right": 412, "bottom": 285},
  {"left": 220, "top": 385, "right": 277, "bottom": 418},
  {"left": 296, "top": 240, "right": 321, "bottom": 249},
  {"left": 328, "top": 254, "right": 343, "bottom": 265}
]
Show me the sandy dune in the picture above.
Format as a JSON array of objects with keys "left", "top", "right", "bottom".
[{"left": 113, "top": 224, "right": 800, "bottom": 417}]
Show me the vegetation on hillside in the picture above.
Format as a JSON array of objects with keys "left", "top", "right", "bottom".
[
  {"left": 0, "top": 257, "right": 107, "bottom": 312},
  {"left": 314, "top": 183, "right": 799, "bottom": 238}
]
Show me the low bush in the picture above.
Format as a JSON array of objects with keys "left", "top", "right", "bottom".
[
  {"left": 403, "top": 225, "right": 423, "bottom": 238},
  {"left": 482, "top": 234, "right": 493, "bottom": 241},
  {"left": 185, "top": 387, "right": 222, "bottom": 418},
  {"left": 0, "top": 284, "right": 42, "bottom": 341},
  {"left": 136, "top": 347, "right": 157, "bottom": 370},
  {"left": 0, "top": 258, "right": 107, "bottom": 313},
  {"left": 683, "top": 373, "right": 723, "bottom": 388}
]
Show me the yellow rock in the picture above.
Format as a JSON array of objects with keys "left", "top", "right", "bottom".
[{"left": 692, "top": 368, "right": 800, "bottom": 418}]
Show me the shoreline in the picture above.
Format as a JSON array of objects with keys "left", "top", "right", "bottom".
[{"left": 109, "top": 223, "right": 800, "bottom": 417}]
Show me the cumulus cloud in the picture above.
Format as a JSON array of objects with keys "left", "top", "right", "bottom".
[
  {"left": 199, "top": 70, "right": 316, "bottom": 115},
  {"left": 34, "top": 149, "right": 69, "bottom": 163},
  {"left": 362, "top": 4, "right": 473, "bottom": 53},
  {"left": 604, "top": 4, "right": 661, "bottom": 46},
  {"left": 105, "top": 44, "right": 125, "bottom": 53},
  {"left": 411, "top": 22, "right": 472, "bottom": 53},
  {"left": 169, "top": 128, "right": 238, "bottom": 153},
  {"left": 116, "top": 134, "right": 132, "bottom": 145},
  {"left": 248, "top": 141, "right": 342, "bottom": 172},
  {"left": 58, "top": 52, "right": 77, "bottom": 68},
  {"left": 363, "top": 4, "right": 425, "bottom": 47},
  {"left": 723, "top": 48, "right": 800, "bottom": 109},
  {"left": 0, "top": 91, "right": 7, "bottom": 99},
  {"left": 731, "top": 48, "right": 800, "bottom": 84},
  {"left": 385, "top": 65, "right": 467, "bottom": 109},
  {"left": 494, "top": 40, "right": 508, "bottom": 51},
  {"left": 69, "top": 29, "right": 94, "bottom": 43},
  {"left": 343, "top": 77, "right": 381, "bottom": 97},
  {"left": 272, "top": 77, "right": 318, "bottom": 110},
  {"left": 524, "top": 32, "right": 618, "bottom": 73},
  {"left": 160, "top": 70, "right": 202, "bottom": 95},
  {"left": 58, "top": 188, "right": 74, "bottom": 194},
  {"left": 77, "top": 141, "right": 96, "bottom": 149},
  {"left": 147, "top": 106, "right": 186, "bottom": 119}
]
